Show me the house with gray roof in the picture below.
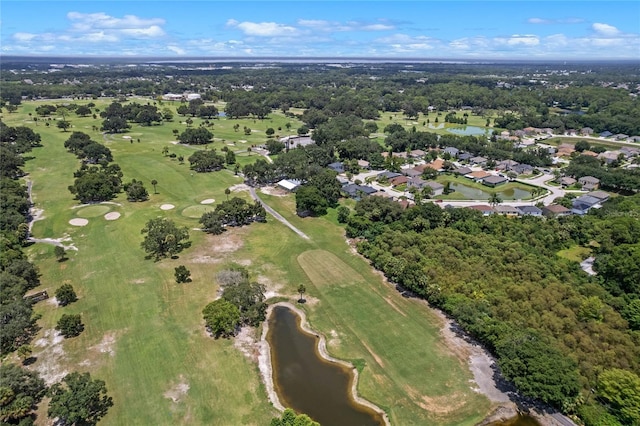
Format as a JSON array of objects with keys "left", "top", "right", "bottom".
[
  {"left": 327, "top": 162, "right": 345, "bottom": 173},
  {"left": 517, "top": 205, "right": 543, "bottom": 217},
  {"left": 443, "top": 147, "right": 459, "bottom": 157},
  {"left": 578, "top": 176, "right": 600, "bottom": 191},
  {"left": 483, "top": 175, "right": 508, "bottom": 187},
  {"left": 458, "top": 152, "right": 473, "bottom": 162},
  {"left": 572, "top": 195, "right": 602, "bottom": 215},
  {"left": 342, "top": 184, "right": 377, "bottom": 199},
  {"left": 470, "top": 156, "right": 488, "bottom": 166}
]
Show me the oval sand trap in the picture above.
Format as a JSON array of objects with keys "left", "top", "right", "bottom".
[
  {"left": 69, "top": 218, "right": 89, "bottom": 226},
  {"left": 160, "top": 204, "right": 175, "bottom": 210},
  {"left": 200, "top": 199, "right": 215, "bottom": 204},
  {"left": 104, "top": 212, "right": 121, "bottom": 221}
]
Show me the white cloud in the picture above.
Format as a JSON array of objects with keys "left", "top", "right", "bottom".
[
  {"left": 503, "top": 34, "right": 540, "bottom": 46},
  {"left": 592, "top": 23, "right": 620, "bottom": 36},
  {"left": 167, "top": 45, "right": 186, "bottom": 55},
  {"left": 67, "top": 12, "right": 165, "bottom": 31},
  {"left": 120, "top": 25, "right": 165, "bottom": 38},
  {"left": 361, "top": 24, "right": 394, "bottom": 31},
  {"left": 227, "top": 19, "right": 298, "bottom": 37},
  {"left": 13, "top": 32, "right": 37, "bottom": 42},
  {"left": 528, "top": 17, "right": 584, "bottom": 25}
]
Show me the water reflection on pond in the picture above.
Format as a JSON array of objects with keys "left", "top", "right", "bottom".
[
  {"left": 267, "top": 306, "right": 385, "bottom": 426},
  {"left": 489, "top": 414, "right": 541, "bottom": 426},
  {"left": 447, "top": 125, "right": 490, "bottom": 136},
  {"left": 448, "top": 182, "right": 531, "bottom": 200}
]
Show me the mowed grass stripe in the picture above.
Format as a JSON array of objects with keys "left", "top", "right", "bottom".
[
  {"left": 297, "top": 249, "right": 366, "bottom": 287},
  {"left": 297, "top": 249, "right": 489, "bottom": 425}
]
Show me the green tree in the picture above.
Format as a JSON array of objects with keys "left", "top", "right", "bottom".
[
  {"left": 222, "top": 280, "right": 267, "bottom": 326},
  {"left": 178, "top": 128, "right": 213, "bottom": 145},
  {"left": 495, "top": 330, "right": 580, "bottom": 407},
  {"left": 270, "top": 408, "right": 319, "bottom": 426},
  {"left": 296, "top": 185, "right": 329, "bottom": 216},
  {"left": 54, "top": 245, "right": 67, "bottom": 262},
  {"left": 48, "top": 372, "right": 113, "bottom": 426},
  {"left": 265, "top": 127, "right": 275, "bottom": 137},
  {"left": 124, "top": 179, "right": 149, "bottom": 202},
  {"left": 224, "top": 188, "right": 231, "bottom": 201},
  {"left": 56, "top": 120, "right": 71, "bottom": 132},
  {"left": 174, "top": 265, "right": 191, "bottom": 283},
  {"left": 489, "top": 192, "right": 502, "bottom": 207},
  {"left": 151, "top": 179, "right": 158, "bottom": 194},
  {"left": 0, "top": 363, "right": 46, "bottom": 424},
  {"left": 297, "top": 284, "right": 306, "bottom": 303},
  {"left": 337, "top": 206, "right": 350, "bottom": 223},
  {"left": 597, "top": 369, "right": 640, "bottom": 425},
  {"left": 55, "top": 284, "right": 77, "bottom": 307},
  {"left": 140, "top": 218, "right": 190, "bottom": 260},
  {"left": 55, "top": 314, "right": 84, "bottom": 338},
  {"left": 199, "top": 211, "right": 224, "bottom": 235},
  {"left": 202, "top": 299, "right": 240, "bottom": 338}
]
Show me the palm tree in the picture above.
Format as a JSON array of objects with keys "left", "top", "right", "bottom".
[
  {"left": 297, "top": 284, "right": 306, "bottom": 303},
  {"left": 224, "top": 188, "right": 231, "bottom": 201},
  {"left": 151, "top": 179, "right": 158, "bottom": 194},
  {"left": 489, "top": 192, "right": 502, "bottom": 207}
]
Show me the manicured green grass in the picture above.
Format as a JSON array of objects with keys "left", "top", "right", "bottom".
[
  {"left": 6, "top": 101, "right": 493, "bottom": 426},
  {"left": 377, "top": 109, "right": 501, "bottom": 136},
  {"left": 557, "top": 245, "right": 592, "bottom": 263},
  {"left": 434, "top": 175, "right": 537, "bottom": 200}
]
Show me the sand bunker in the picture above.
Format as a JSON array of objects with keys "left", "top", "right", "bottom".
[
  {"left": 69, "top": 218, "right": 89, "bottom": 226},
  {"left": 160, "top": 204, "right": 175, "bottom": 210},
  {"left": 104, "top": 212, "right": 121, "bottom": 220},
  {"left": 200, "top": 198, "right": 215, "bottom": 204}
]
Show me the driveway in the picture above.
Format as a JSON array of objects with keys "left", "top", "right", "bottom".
[{"left": 248, "top": 187, "right": 310, "bottom": 240}]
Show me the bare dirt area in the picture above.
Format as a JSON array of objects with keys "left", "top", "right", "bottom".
[
  {"left": 229, "top": 183, "right": 250, "bottom": 193},
  {"left": 188, "top": 231, "right": 246, "bottom": 265},
  {"left": 30, "top": 329, "right": 68, "bottom": 385},
  {"left": 259, "top": 186, "right": 287, "bottom": 197},
  {"left": 164, "top": 375, "right": 190, "bottom": 403}
]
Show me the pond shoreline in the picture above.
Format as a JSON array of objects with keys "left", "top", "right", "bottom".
[{"left": 258, "top": 302, "right": 391, "bottom": 426}]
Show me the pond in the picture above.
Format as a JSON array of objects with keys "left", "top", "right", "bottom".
[
  {"left": 267, "top": 305, "right": 385, "bottom": 426},
  {"left": 446, "top": 125, "right": 490, "bottom": 136},
  {"left": 217, "top": 111, "right": 227, "bottom": 117},
  {"left": 448, "top": 181, "right": 531, "bottom": 200}
]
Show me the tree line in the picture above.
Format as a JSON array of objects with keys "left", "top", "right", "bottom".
[{"left": 342, "top": 194, "right": 640, "bottom": 425}]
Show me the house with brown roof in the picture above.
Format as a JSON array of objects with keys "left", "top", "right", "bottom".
[
  {"left": 468, "top": 170, "right": 491, "bottom": 181},
  {"left": 410, "top": 149, "right": 426, "bottom": 158},
  {"left": 494, "top": 205, "right": 520, "bottom": 217},
  {"left": 542, "top": 204, "right": 572, "bottom": 218},
  {"left": 390, "top": 175, "right": 409, "bottom": 187},
  {"left": 424, "top": 159, "right": 444, "bottom": 171},
  {"left": 559, "top": 177, "right": 577, "bottom": 187}
]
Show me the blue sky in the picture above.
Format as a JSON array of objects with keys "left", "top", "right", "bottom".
[{"left": 2, "top": 1, "right": 639, "bottom": 59}]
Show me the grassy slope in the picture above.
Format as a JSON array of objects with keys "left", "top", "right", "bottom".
[{"left": 6, "top": 100, "right": 490, "bottom": 425}]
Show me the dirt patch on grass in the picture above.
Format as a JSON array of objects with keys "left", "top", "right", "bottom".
[
  {"left": 229, "top": 183, "right": 250, "bottom": 192},
  {"left": 90, "top": 331, "right": 118, "bottom": 357},
  {"left": 30, "top": 329, "right": 68, "bottom": 385},
  {"left": 384, "top": 297, "right": 406, "bottom": 317},
  {"left": 362, "top": 341, "right": 385, "bottom": 368},
  {"left": 131, "top": 278, "right": 146, "bottom": 284},
  {"left": 234, "top": 326, "right": 261, "bottom": 363},
  {"left": 260, "top": 186, "right": 287, "bottom": 197},
  {"left": 164, "top": 375, "right": 190, "bottom": 403},
  {"left": 405, "top": 386, "right": 467, "bottom": 416}
]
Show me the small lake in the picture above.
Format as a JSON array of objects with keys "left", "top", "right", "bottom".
[
  {"left": 217, "top": 111, "right": 227, "bottom": 117},
  {"left": 267, "top": 306, "right": 385, "bottom": 426},
  {"left": 448, "top": 182, "right": 531, "bottom": 200},
  {"left": 446, "top": 125, "right": 490, "bottom": 136}
]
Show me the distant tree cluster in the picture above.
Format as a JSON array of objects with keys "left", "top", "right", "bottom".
[
  {"left": 199, "top": 197, "right": 266, "bottom": 234},
  {"left": 68, "top": 163, "right": 123, "bottom": 203},
  {"left": 64, "top": 131, "right": 113, "bottom": 164},
  {"left": 188, "top": 149, "right": 225, "bottom": 172},
  {"left": 178, "top": 127, "right": 213, "bottom": 145},
  {"left": 202, "top": 265, "right": 266, "bottom": 338}
]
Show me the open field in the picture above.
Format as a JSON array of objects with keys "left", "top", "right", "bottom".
[
  {"left": 434, "top": 174, "right": 539, "bottom": 200},
  {"left": 5, "top": 101, "right": 492, "bottom": 425}
]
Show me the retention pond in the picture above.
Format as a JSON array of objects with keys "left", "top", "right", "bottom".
[{"left": 267, "top": 305, "right": 385, "bottom": 426}]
